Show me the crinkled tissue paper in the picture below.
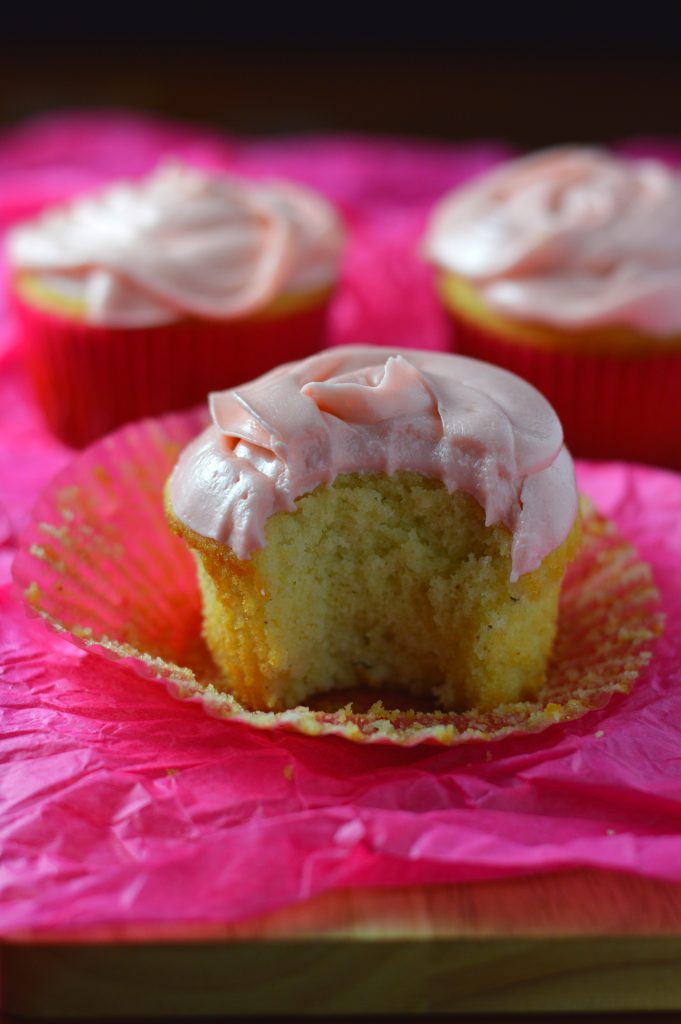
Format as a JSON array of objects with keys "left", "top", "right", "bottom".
[{"left": 1, "top": 114, "right": 681, "bottom": 937}]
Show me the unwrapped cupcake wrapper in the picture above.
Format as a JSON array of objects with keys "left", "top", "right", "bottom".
[
  {"left": 13, "top": 294, "right": 332, "bottom": 448},
  {"left": 12, "top": 410, "right": 662, "bottom": 747},
  {"left": 446, "top": 311, "right": 681, "bottom": 469}
]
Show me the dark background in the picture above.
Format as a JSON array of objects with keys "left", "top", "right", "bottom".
[{"left": 1, "top": 10, "right": 681, "bottom": 145}]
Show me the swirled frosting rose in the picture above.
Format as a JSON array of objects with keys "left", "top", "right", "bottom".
[
  {"left": 8, "top": 162, "right": 344, "bottom": 327},
  {"left": 169, "top": 345, "right": 578, "bottom": 581},
  {"left": 425, "top": 147, "right": 681, "bottom": 336}
]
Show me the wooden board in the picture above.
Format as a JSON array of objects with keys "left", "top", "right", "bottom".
[{"left": 4, "top": 869, "right": 681, "bottom": 1019}]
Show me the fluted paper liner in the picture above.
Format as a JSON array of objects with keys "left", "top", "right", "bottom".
[
  {"left": 446, "top": 310, "right": 681, "bottom": 469},
  {"left": 12, "top": 411, "right": 662, "bottom": 746},
  {"left": 14, "top": 293, "right": 331, "bottom": 448}
]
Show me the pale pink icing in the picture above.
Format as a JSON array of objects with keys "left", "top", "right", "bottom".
[
  {"left": 8, "top": 162, "right": 343, "bottom": 327},
  {"left": 425, "top": 147, "right": 681, "bottom": 336},
  {"left": 169, "top": 346, "right": 577, "bottom": 581}
]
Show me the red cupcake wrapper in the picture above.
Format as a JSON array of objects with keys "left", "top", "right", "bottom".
[
  {"left": 13, "top": 294, "right": 331, "bottom": 448},
  {"left": 446, "top": 312, "right": 681, "bottom": 468}
]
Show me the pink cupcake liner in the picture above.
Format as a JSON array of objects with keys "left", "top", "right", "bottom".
[
  {"left": 13, "top": 293, "right": 332, "bottom": 448},
  {"left": 11, "top": 411, "right": 662, "bottom": 747},
  {"left": 447, "top": 312, "right": 681, "bottom": 469}
]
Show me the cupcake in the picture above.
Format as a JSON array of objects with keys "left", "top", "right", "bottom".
[
  {"left": 424, "top": 147, "right": 681, "bottom": 467},
  {"left": 7, "top": 161, "right": 344, "bottom": 447},
  {"left": 165, "top": 346, "right": 581, "bottom": 713}
]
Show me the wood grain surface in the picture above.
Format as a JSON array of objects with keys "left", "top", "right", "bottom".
[{"left": 4, "top": 869, "right": 681, "bottom": 1019}]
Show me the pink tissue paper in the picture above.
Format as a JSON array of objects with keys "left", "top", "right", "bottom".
[{"left": 1, "top": 113, "right": 681, "bottom": 938}]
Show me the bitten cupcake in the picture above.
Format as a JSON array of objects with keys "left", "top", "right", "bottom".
[
  {"left": 8, "top": 162, "right": 344, "bottom": 447},
  {"left": 165, "top": 345, "right": 581, "bottom": 713},
  {"left": 424, "top": 147, "right": 681, "bottom": 467}
]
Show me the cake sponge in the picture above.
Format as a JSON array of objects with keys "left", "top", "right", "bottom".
[{"left": 167, "top": 471, "right": 580, "bottom": 712}]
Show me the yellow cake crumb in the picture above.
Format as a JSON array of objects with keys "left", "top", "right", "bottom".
[{"left": 166, "top": 472, "right": 580, "bottom": 713}]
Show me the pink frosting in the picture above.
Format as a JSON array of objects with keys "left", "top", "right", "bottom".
[
  {"left": 8, "top": 161, "right": 344, "bottom": 326},
  {"left": 425, "top": 147, "right": 681, "bottom": 336},
  {"left": 169, "top": 346, "right": 577, "bottom": 581}
]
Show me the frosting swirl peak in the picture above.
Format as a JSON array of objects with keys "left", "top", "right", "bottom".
[
  {"left": 8, "top": 161, "right": 344, "bottom": 326},
  {"left": 425, "top": 147, "right": 681, "bottom": 336},
  {"left": 169, "top": 345, "right": 578, "bottom": 580}
]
